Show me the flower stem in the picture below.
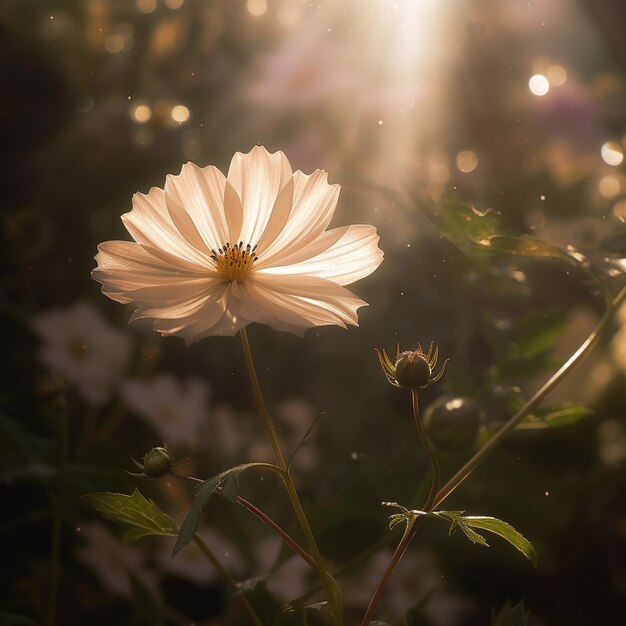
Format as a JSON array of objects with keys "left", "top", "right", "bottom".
[
  {"left": 169, "top": 471, "right": 316, "bottom": 569},
  {"left": 411, "top": 390, "right": 440, "bottom": 510},
  {"left": 193, "top": 534, "right": 263, "bottom": 626},
  {"left": 361, "top": 285, "right": 626, "bottom": 624},
  {"left": 239, "top": 327, "right": 343, "bottom": 626}
]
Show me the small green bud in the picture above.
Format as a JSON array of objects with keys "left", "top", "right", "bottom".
[
  {"left": 142, "top": 446, "right": 175, "bottom": 478},
  {"left": 423, "top": 396, "right": 483, "bottom": 453},
  {"left": 128, "top": 442, "right": 179, "bottom": 480},
  {"left": 394, "top": 351, "right": 432, "bottom": 389},
  {"left": 377, "top": 341, "right": 449, "bottom": 390}
]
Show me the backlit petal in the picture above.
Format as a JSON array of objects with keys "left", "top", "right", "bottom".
[
  {"left": 227, "top": 146, "right": 292, "bottom": 246},
  {"left": 164, "top": 163, "right": 229, "bottom": 252},
  {"left": 259, "top": 225, "right": 383, "bottom": 286}
]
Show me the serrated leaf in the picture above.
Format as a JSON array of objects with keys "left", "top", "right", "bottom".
[
  {"left": 520, "top": 404, "right": 592, "bottom": 429},
  {"left": 462, "top": 516, "right": 537, "bottom": 566},
  {"left": 457, "top": 521, "right": 489, "bottom": 547},
  {"left": 83, "top": 490, "right": 177, "bottom": 542}
]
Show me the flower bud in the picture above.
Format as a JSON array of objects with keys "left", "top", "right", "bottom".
[
  {"left": 394, "top": 351, "right": 432, "bottom": 389},
  {"left": 423, "top": 396, "right": 483, "bottom": 453},
  {"left": 142, "top": 446, "right": 176, "bottom": 478},
  {"left": 129, "top": 442, "right": 179, "bottom": 480}
]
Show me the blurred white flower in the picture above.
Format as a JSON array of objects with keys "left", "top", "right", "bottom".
[
  {"left": 75, "top": 523, "right": 155, "bottom": 597},
  {"left": 345, "top": 549, "right": 472, "bottom": 625},
  {"left": 255, "top": 536, "right": 313, "bottom": 603},
  {"left": 32, "top": 302, "right": 132, "bottom": 404},
  {"left": 158, "top": 526, "right": 243, "bottom": 585},
  {"left": 93, "top": 146, "right": 383, "bottom": 342},
  {"left": 121, "top": 375, "right": 209, "bottom": 448}
]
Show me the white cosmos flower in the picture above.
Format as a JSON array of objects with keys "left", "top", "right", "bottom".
[{"left": 92, "top": 146, "right": 383, "bottom": 343}]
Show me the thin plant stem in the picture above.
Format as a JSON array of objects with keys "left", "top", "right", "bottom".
[
  {"left": 236, "top": 495, "right": 317, "bottom": 569},
  {"left": 361, "top": 285, "right": 626, "bottom": 625},
  {"left": 193, "top": 534, "right": 263, "bottom": 626},
  {"left": 411, "top": 390, "right": 440, "bottom": 510},
  {"left": 169, "top": 471, "right": 316, "bottom": 568},
  {"left": 433, "top": 284, "right": 626, "bottom": 508},
  {"left": 48, "top": 409, "right": 69, "bottom": 626},
  {"left": 239, "top": 326, "right": 342, "bottom": 626}
]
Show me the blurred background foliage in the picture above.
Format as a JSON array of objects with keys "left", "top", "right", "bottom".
[{"left": 2, "top": 0, "right": 626, "bottom": 625}]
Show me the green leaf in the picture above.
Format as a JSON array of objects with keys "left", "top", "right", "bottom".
[
  {"left": 456, "top": 521, "right": 490, "bottom": 547},
  {"left": 461, "top": 516, "right": 537, "bottom": 566},
  {"left": 519, "top": 404, "right": 592, "bottom": 430},
  {"left": 440, "top": 198, "right": 501, "bottom": 247},
  {"left": 173, "top": 475, "right": 220, "bottom": 556},
  {"left": 491, "top": 600, "right": 531, "bottom": 626},
  {"left": 481, "top": 235, "right": 583, "bottom": 266},
  {"left": 173, "top": 462, "right": 279, "bottom": 556},
  {"left": 220, "top": 473, "right": 240, "bottom": 503},
  {"left": 82, "top": 489, "right": 177, "bottom": 542}
]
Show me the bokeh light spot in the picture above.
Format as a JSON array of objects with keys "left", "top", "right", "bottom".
[
  {"left": 456, "top": 150, "right": 478, "bottom": 173},
  {"left": 599, "top": 174, "right": 621, "bottom": 198},
  {"left": 132, "top": 104, "right": 152, "bottom": 123},
  {"left": 247, "top": 0, "right": 267, "bottom": 17},
  {"left": 171, "top": 104, "right": 191, "bottom": 123},
  {"left": 529, "top": 74, "right": 550, "bottom": 96},
  {"left": 136, "top": 0, "right": 157, "bottom": 14},
  {"left": 547, "top": 64, "right": 567, "bottom": 86},
  {"left": 601, "top": 141, "right": 624, "bottom": 166}
]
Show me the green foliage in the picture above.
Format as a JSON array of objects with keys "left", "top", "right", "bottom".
[
  {"left": 82, "top": 489, "right": 177, "bottom": 542},
  {"left": 439, "top": 512, "right": 537, "bottom": 566},
  {"left": 491, "top": 600, "right": 531, "bottom": 626},
  {"left": 482, "top": 310, "right": 568, "bottom": 382},
  {"left": 174, "top": 462, "right": 279, "bottom": 556},
  {"left": 385, "top": 504, "right": 536, "bottom": 566},
  {"left": 520, "top": 404, "right": 592, "bottom": 429}
]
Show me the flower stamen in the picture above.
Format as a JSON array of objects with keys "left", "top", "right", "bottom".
[{"left": 211, "top": 241, "right": 258, "bottom": 282}]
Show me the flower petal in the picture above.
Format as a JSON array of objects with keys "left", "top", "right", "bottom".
[
  {"left": 93, "top": 240, "right": 217, "bottom": 302},
  {"left": 258, "top": 225, "right": 383, "bottom": 286},
  {"left": 234, "top": 273, "right": 368, "bottom": 335},
  {"left": 257, "top": 169, "right": 340, "bottom": 266},
  {"left": 155, "top": 283, "right": 246, "bottom": 343},
  {"left": 121, "top": 186, "right": 210, "bottom": 269},
  {"left": 226, "top": 146, "right": 292, "bottom": 246},
  {"left": 164, "top": 162, "right": 229, "bottom": 253}
]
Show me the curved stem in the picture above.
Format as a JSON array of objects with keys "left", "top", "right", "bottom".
[
  {"left": 193, "top": 534, "right": 262, "bottom": 626},
  {"left": 361, "top": 285, "right": 626, "bottom": 625},
  {"left": 411, "top": 390, "right": 440, "bottom": 510},
  {"left": 433, "top": 284, "right": 626, "bottom": 508},
  {"left": 169, "top": 469, "right": 316, "bottom": 569},
  {"left": 239, "top": 327, "right": 342, "bottom": 625}
]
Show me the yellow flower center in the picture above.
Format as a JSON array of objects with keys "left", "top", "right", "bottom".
[{"left": 211, "top": 241, "right": 258, "bottom": 282}]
